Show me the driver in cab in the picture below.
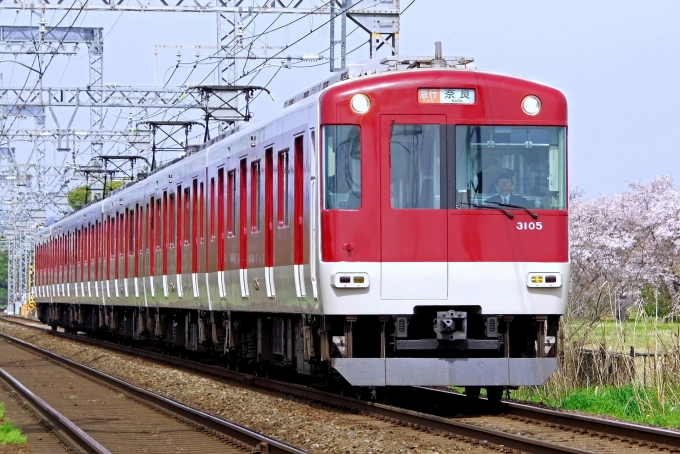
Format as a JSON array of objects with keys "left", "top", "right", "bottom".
[{"left": 485, "top": 168, "right": 528, "bottom": 208}]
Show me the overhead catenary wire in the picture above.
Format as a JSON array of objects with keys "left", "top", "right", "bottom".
[
  {"left": 0, "top": 1, "right": 91, "bottom": 204},
  {"left": 231, "top": 0, "right": 369, "bottom": 84}
]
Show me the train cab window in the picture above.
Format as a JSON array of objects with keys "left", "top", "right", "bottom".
[
  {"left": 389, "top": 124, "right": 445, "bottom": 209},
  {"left": 455, "top": 126, "right": 566, "bottom": 210},
  {"left": 322, "top": 125, "right": 360, "bottom": 209}
]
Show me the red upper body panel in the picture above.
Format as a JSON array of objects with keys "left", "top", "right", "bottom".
[{"left": 319, "top": 69, "right": 568, "bottom": 263}]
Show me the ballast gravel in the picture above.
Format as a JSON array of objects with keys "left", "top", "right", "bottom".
[{"left": 0, "top": 322, "right": 497, "bottom": 454}]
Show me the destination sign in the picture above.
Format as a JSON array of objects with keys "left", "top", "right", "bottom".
[{"left": 418, "top": 88, "right": 476, "bottom": 104}]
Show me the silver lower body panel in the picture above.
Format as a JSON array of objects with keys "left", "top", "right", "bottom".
[{"left": 331, "top": 357, "right": 558, "bottom": 387}]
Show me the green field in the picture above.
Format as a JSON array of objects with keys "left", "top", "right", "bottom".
[{"left": 566, "top": 319, "right": 680, "bottom": 353}]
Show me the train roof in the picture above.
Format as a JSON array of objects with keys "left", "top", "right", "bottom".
[{"left": 40, "top": 48, "right": 563, "bottom": 239}]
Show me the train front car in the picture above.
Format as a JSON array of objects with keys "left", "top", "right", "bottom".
[{"left": 319, "top": 63, "right": 568, "bottom": 395}]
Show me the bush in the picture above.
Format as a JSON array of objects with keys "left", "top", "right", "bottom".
[{"left": 640, "top": 284, "right": 673, "bottom": 318}]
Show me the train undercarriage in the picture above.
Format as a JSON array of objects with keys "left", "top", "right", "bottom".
[{"left": 37, "top": 302, "right": 560, "bottom": 400}]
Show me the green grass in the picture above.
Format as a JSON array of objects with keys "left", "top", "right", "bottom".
[
  {"left": 516, "top": 385, "right": 680, "bottom": 428},
  {"left": 0, "top": 403, "right": 26, "bottom": 445}
]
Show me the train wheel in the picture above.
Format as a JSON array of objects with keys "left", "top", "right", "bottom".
[
  {"left": 486, "top": 386, "right": 504, "bottom": 402},
  {"left": 465, "top": 386, "right": 481, "bottom": 398},
  {"left": 354, "top": 387, "right": 365, "bottom": 400}
]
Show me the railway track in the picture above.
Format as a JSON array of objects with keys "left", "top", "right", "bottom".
[
  {"left": 2, "top": 315, "right": 679, "bottom": 453},
  {"left": 0, "top": 325, "right": 306, "bottom": 454}
]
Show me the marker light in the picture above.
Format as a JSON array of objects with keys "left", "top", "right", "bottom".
[
  {"left": 350, "top": 93, "right": 371, "bottom": 114},
  {"left": 332, "top": 272, "right": 370, "bottom": 288},
  {"left": 527, "top": 272, "right": 562, "bottom": 288},
  {"left": 521, "top": 95, "right": 541, "bottom": 116}
]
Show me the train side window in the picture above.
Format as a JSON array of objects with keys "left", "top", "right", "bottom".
[
  {"left": 169, "top": 193, "right": 176, "bottom": 247},
  {"left": 94, "top": 222, "right": 99, "bottom": 280},
  {"left": 183, "top": 188, "right": 190, "bottom": 245},
  {"left": 176, "top": 185, "right": 182, "bottom": 273},
  {"left": 120, "top": 212, "right": 125, "bottom": 258},
  {"left": 239, "top": 159, "right": 248, "bottom": 270},
  {"left": 122, "top": 212, "right": 128, "bottom": 276},
  {"left": 149, "top": 198, "right": 155, "bottom": 252},
  {"left": 277, "top": 150, "right": 289, "bottom": 226},
  {"left": 111, "top": 217, "right": 116, "bottom": 261},
  {"left": 128, "top": 210, "right": 134, "bottom": 256},
  {"left": 104, "top": 217, "right": 108, "bottom": 278},
  {"left": 162, "top": 191, "right": 168, "bottom": 275},
  {"left": 217, "top": 169, "right": 225, "bottom": 270},
  {"left": 156, "top": 198, "right": 162, "bottom": 250},
  {"left": 192, "top": 179, "right": 198, "bottom": 273},
  {"left": 199, "top": 181, "right": 205, "bottom": 242},
  {"left": 265, "top": 148, "right": 274, "bottom": 268},
  {"left": 210, "top": 177, "right": 216, "bottom": 241},
  {"left": 162, "top": 191, "right": 168, "bottom": 250},
  {"left": 112, "top": 217, "right": 118, "bottom": 279},
  {"left": 119, "top": 213, "right": 124, "bottom": 279},
  {"left": 389, "top": 124, "right": 444, "bottom": 209},
  {"left": 135, "top": 205, "right": 141, "bottom": 278},
  {"left": 322, "top": 125, "right": 360, "bottom": 209},
  {"left": 251, "top": 160, "right": 262, "bottom": 233},
  {"left": 148, "top": 200, "right": 154, "bottom": 275},
  {"left": 227, "top": 170, "right": 236, "bottom": 237}
]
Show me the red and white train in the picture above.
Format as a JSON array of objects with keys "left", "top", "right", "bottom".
[{"left": 33, "top": 48, "right": 568, "bottom": 398}]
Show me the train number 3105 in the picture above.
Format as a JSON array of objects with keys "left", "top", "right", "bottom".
[{"left": 517, "top": 221, "right": 543, "bottom": 230}]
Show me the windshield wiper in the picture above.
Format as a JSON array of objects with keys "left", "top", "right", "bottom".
[
  {"left": 458, "top": 202, "right": 514, "bottom": 219},
  {"left": 486, "top": 201, "right": 538, "bottom": 219}
]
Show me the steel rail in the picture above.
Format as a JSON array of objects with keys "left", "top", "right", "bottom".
[
  {"left": 7, "top": 317, "right": 678, "bottom": 452},
  {"left": 0, "top": 331, "right": 307, "bottom": 454},
  {"left": 404, "top": 386, "right": 680, "bottom": 450},
  {"left": 506, "top": 399, "right": 680, "bottom": 449},
  {"left": 0, "top": 366, "right": 111, "bottom": 454},
  {"left": 0, "top": 319, "right": 597, "bottom": 454}
]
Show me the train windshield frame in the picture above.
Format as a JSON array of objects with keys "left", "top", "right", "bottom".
[{"left": 455, "top": 125, "right": 566, "bottom": 211}]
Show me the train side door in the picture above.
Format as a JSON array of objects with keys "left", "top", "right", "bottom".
[{"left": 380, "top": 115, "right": 448, "bottom": 300}]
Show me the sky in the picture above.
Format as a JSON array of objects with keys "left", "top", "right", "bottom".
[{"left": 1, "top": 0, "right": 678, "bottom": 198}]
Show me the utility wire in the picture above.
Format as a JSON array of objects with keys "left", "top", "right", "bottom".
[{"left": 231, "top": 0, "right": 368, "bottom": 83}]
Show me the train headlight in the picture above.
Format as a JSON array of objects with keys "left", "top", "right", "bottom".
[
  {"left": 521, "top": 95, "right": 541, "bottom": 116},
  {"left": 350, "top": 93, "right": 371, "bottom": 114}
]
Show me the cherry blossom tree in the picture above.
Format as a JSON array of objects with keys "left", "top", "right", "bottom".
[{"left": 569, "top": 176, "right": 680, "bottom": 320}]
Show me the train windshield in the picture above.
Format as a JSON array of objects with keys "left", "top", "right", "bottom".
[{"left": 455, "top": 126, "right": 566, "bottom": 210}]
